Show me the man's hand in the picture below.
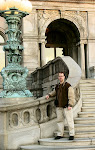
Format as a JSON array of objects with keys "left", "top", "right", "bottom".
[
  {"left": 45, "top": 95, "right": 49, "bottom": 100},
  {"left": 68, "top": 106, "right": 72, "bottom": 110}
]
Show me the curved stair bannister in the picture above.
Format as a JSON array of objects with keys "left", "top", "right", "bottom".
[
  {"left": 0, "top": 56, "right": 82, "bottom": 150},
  {"left": 30, "top": 56, "right": 82, "bottom": 136},
  {"left": 31, "top": 56, "right": 82, "bottom": 119},
  {"left": 31, "top": 56, "right": 82, "bottom": 98}
]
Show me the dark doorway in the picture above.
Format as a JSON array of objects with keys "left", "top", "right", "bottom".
[{"left": 45, "top": 19, "right": 80, "bottom": 63}]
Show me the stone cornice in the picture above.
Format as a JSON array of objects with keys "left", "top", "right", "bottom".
[{"left": 30, "top": 0, "right": 95, "bottom": 4}]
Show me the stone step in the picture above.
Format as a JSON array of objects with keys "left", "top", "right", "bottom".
[
  {"left": 82, "top": 107, "right": 95, "bottom": 112},
  {"left": 78, "top": 112, "right": 95, "bottom": 118},
  {"left": 74, "top": 117, "right": 95, "bottom": 124},
  {"left": 82, "top": 95, "right": 95, "bottom": 98},
  {"left": 82, "top": 98, "right": 95, "bottom": 102},
  {"left": 81, "top": 91, "right": 95, "bottom": 94},
  {"left": 83, "top": 102, "right": 95, "bottom": 107},
  {"left": 20, "top": 145, "right": 95, "bottom": 150},
  {"left": 65, "top": 124, "right": 95, "bottom": 132},
  {"left": 80, "top": 87, "right": 95, "bottom": 91},
  {"left": 82, "top": 93, "right": 95, "bottom": 96},
  {"left": 39, "top": 138, "right": 95, "bottom": 147},
  {"left": 80, "top": 79, "right": 95, "bottom": 84},
  {"left": 80, "top": 83, "right": 95, "bottom": 87},
  {"left": 54, "top": 130, "right": 95, "bottom": 138},
  {"left": 20, "top": 144, "right": 95, "bottom": 150},
  {"left": 64, "top": 131, "right": 95, "bottom": 138}
]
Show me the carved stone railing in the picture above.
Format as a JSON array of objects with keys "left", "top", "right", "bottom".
[
  {"left": 0, "top": 91, "right": 82, "bottom": 149},
  {"left": 31, "top": 56, "right": 82, "bottom": 117},
  {"left": 0, "top": 96, "right": 57, "bottom": 150},
  {"left": 31, "top": 56, "right": 81, "bottom": 100},
  {"left": 4, "top": 97, "right": 56, "bottom": 127},
  {"left": 0, "top": 56, "right": 82, "bottom": 150},
  {"left": 31, "top": 57, "right": 69, "bottom": 98}
]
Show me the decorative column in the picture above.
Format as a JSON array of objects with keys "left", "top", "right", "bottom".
[
  {"left": 0, "top": 4, "right": 33, "bottom": 98},
  {"left": 80, "top": 42, "right": 85, "bottom": 78},
  {"left": 41, "top": 41, "right": 46, "bottom": 66}
]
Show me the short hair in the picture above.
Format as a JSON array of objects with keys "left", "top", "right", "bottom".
[
  {"left": 59, "top": 72, "right": 64, "bottom": 74},
  {"left": 58, "top": 72, "right": 65, "bottom": 76}
]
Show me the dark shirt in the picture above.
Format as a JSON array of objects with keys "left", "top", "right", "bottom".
[{"left": 55, "top": 82, "right": 71, "bottom": 108}]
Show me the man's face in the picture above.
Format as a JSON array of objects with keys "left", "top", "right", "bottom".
[{"left": 58, "top": 73, "right": 65, "bottom": 83}]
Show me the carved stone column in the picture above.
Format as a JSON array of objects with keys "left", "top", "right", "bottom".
[
  {"left": 78, "top": 45, "right": 81, "bottom": 67},
  {"left": 80, "top": 42, "right": 85, "bottom": 78},
  {"left": 41, "top": 41, "right": 46, "bottom": 66}
]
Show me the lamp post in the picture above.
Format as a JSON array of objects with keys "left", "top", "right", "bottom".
[{"left": 0, "top": 0, "right": 33, "bottom": 98}]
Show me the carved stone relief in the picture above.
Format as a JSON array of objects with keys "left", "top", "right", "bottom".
[
  {"left": 9, "top": 112, "right": 19, "bottom": 128},
  {"left": 37, "top": 9, "right": 60, "bottom": 35},
  {"left": 23, "top": 111, "right": 30, "bottom": 124},
  {"left": 60, "top": 10, "right": 87, "bottom": 37},
  {"left": 8, "top": 99, "right": 58, "bottom": 129},
  {"left": 37, "top": 9, "right": 87, "bottom": 38},
  {"left": 12, "top": 113, "right": 18, "bottom": 126},
  {"left": 36, "top": 108, "right": 41, "bottom": 122},
  {"left": 31, "top": 107, "right": 38, "bottom": 124},
  {"left": 39, "top": 104, "right": 49, "bottom": 123}
]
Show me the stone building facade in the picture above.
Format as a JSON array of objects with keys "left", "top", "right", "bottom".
[{"left": 0, "top": 0, "right": 95, "bottom": 79}]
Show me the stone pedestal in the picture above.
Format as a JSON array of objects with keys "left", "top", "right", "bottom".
[{"left": 0, "top": 63, "right": 33, "bottom": 98}]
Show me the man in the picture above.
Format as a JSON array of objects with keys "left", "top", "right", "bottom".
[{"left": 46, "top": 72, "right": 75, "bottom": 140}]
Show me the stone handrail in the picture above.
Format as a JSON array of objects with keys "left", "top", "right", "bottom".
[
  {"left": 0, "top": 96, "right": 57, "bottom": 149},
  {"left": 0, "top": 92, "right": 82, "bottom": 149},
  {"left": 0, "top": 56, "right": 82, "bottom": 149},
  {"left": 31, "top": 56, "right": 81, "bottom": 98}
]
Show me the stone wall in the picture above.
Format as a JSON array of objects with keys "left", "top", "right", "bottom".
[
  {"left": 23, "top": 1, "right": 95, "bottom": 78},
  {"left": 0, "top": 1, "right": 95, "bottom": 78}
]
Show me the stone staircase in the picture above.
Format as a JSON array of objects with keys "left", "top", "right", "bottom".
[{"left": 20, "top": 79, "right": 95, "bottom": 150}]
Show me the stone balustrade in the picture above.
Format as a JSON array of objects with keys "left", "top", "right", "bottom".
[
  {"left": 31, "top": 56, "right": 81, "bottom": 99},
  {"left": 0, "top": 83, "right": 80, "bottom": 130},
  {"left": 31, "top": 56, "right": 69, "bottom": 98},
  {"left": 0, "top": 96, "right": 58, "bottom": 149},
  {"left": 0, "top": 97, "right": 56, "bottom": 130},
  {"left": 0, "top": 86, "right": 81, "bottom": 149},
  {"left": 0, "top": 56, "right": 82, "bottom": 149}
]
